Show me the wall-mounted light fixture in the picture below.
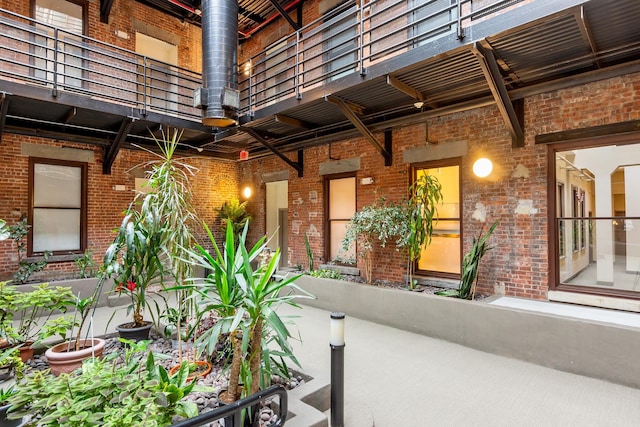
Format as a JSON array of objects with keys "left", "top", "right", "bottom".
[
  {"left": 242, "top": 185, "right": 252, "bottom": 199},
  {"left": 473, "top": 157, "right": 493, "bottom": 178}
]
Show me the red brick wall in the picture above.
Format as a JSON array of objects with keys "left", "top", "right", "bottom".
[
  {"left": 0, "top": 134, "right": 239, "bottom": 282},
  {"left": 239, "top": 72, "right": 640, "bottom": 299}
]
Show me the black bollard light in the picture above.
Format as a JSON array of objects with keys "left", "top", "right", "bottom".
[{"left": 330, "top": 312, "right": 345, "bottom": 427}]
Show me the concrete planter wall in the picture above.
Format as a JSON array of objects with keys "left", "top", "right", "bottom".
[{"left": 294, "top": 275, "right": 640, "bottom": 388}]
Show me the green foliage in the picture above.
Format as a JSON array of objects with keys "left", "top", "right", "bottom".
[
  {"left": 304, "top": 233, "right": 314, "bottom": 272},
  {"left": 339, "top": 198, "right": 408, "bottom": 284},
  {"left": 308, "top": 269, "right": 344, "bottom": 280},
  {"left": 404, "top": 174, "right": 443, "bottom": 289},
  {"left": 3, "top": 218, "right": 51, "bottom": 284},
  {"left": 0, "top": 385, "right": 16, "bottom": 406},
  {"left": 74, "top": 248, "right": 97, "bottom": 278},
  {"left": 436, "top": 221, "right": 499, "bottom": 300},
  {"left": 7, "top": 339, "right": 209, "bottom": 426},
  {"left": 185, "top": 221, "right": 314, "bottom": 401},
  {"left": 0, "top": 281, "right": 76, "bottom": 345},
  {"left": 218, "top": 198, "right": 251, "bottom": 235}
]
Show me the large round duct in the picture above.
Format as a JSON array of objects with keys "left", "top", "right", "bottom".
[{"left": 198, "top": 0, "right": 239, "bottom": 127}]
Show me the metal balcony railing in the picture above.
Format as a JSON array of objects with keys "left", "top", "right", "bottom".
[
  {"left": 0, "top": 8, "right": 202, "bottom": 122},
  {"left": 239, "top": 0, "right": 526, "bottom": 113},
  {"left": 169, "top": 384, "right": 288, "bottom": 427},
  {"left": 0, "top": 0, "right": 524, "bottom": 121}
]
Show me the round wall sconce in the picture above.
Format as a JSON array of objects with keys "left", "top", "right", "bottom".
[
  {"left": 473, "top": 158, "right": 493, "bottom": 178},
  {"left": 242, "top": 185, "right": 252, "bottom": 199}
]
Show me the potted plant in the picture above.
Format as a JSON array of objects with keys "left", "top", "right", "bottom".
[
  {"left": 0, "top": 281, "right": 77, "bottom": 361},
  {"left": 104, "top": 128, "right": 200, "bottom": 346},
  {"left": 43, "top": 274, "right": 110, "bottom": 375},
  {"left": 105, "top": 206, "right": 166, "bottom": 341},
  {"left": 7, "top": 339, "right": 210, "bottom": 426},
  {"left": 187, "top": 221, "right": 313, "bottom": 407}
]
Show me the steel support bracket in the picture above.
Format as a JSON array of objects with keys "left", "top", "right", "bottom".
[
  {"left": 103, "top": 117, "right": 136, "bottom": 174},
  {"left": 239, "top": 126, "right": 304, "bottom": 177}
]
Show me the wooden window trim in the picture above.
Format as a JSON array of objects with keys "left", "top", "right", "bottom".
[
  {"left": 27, "top": 157, "right": 88, "bottom": 257},
  {"left": 324, "top": 172, "right": 356, "bottom": 264}
]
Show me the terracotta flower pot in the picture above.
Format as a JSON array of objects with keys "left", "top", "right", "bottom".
[
  {"left": 45, "top": 338, "right": 106, "bottom": 376},
  {"left": 169, "top": 360, "right": 212, "bottom": 383},
  {"left": 18, "top": 341, "right": 34, "bottom": 363}
]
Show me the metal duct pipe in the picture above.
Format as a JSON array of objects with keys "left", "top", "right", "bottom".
[{"left": 195, "top": 0, "right": 239, "bottom": 127}]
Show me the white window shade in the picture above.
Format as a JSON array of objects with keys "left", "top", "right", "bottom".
[
  {"left": 34, "top": 163, "right": 81, "bottom": 208},
  {"left": 33, "top": 208, "right": 80, "bottom": 252}
]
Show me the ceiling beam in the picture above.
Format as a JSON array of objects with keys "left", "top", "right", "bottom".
[
  {"left": 275, "top": 114, "right": 312, "bottom": 129},
  {"left": 325, "top": 95, "right": 392, "bottom": 165},
  {"left": 386, "top": 75, "right": 423, "bottom": 101},
  {"left": 574, "top": 6, "right": 601, "bottom": 69},
  {"left": 268, "top": 0, "right": 300, "bottom": 31},
  {"left": 103, "top": 117, "right": 136, "bottom": 175},
  {"left": 100, "top": 0, "right": 115, "bottom": 23},
  {"left": 238, "top": 126, "right": 303, "bottom": 177},
  {"left": 472, "top": 44, "right": 524, "bottom": 148},
  {"left": 0, "top": 93, "right": 8, "bottom": 144}
]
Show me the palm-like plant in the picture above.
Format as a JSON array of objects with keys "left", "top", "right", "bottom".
[{"left": 187, "top": 221, "right": 313, "bottom": 403}]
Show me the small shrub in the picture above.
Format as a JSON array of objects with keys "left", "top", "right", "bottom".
[{"left": 308, "top": 269, "right": 344, "bottom": 280}]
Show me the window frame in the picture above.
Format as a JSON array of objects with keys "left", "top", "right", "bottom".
[
  {"left": 27, "top": 157, "right": 88, "bottom": 257},
  {"left": 324, "top": 172, "right": 357, "bottom": 264},
  {"left": 547, "top": 132, "right": 640, "bottom": 299}
]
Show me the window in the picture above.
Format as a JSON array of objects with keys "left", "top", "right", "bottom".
[
  {"left": 28, "top": 158, "right": 87, "bottom": 255},
  {"left": 34, "top": 0, "right": 86, "bottom": 88},
  {"left": 553, "top": 141, "right": 640, "bottom": 296},
  {"left": 325, "top": 175, "right": 356, "bottom": 262},
  {"left": 414, "top": 159, "right": 461, "bottom": 277},
  {"left": 323, "top": 11, "right": 357, "bottom": 81}
]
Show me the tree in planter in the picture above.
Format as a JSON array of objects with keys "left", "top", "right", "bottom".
[
  {"left": 403, "top": 174, "right": 443, "bottom": 290},
  {"left": 436, "top": 221, "right": 499, "bottom": 300},
  {"left": 104, "top": 128, "right": 200, "bottom": 356},
  {"left": 186, "top": 221, "right": 313, "bottom": 404},
  {"left": 340, "top": 198, "right": 408, "bottom": 284}
]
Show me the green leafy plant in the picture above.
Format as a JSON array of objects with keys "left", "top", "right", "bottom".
[
  {"left": 7, "top": 339, "right": 209, "bottom": 426},
  {"left": 304, "top": 233, "right": 314, "bottom": 272},
  {"left": 0, "top": 385, "right": 16, "bottom": 406},
  {"left": 339, "top": 198, "right": 408, "bottom": 284},
  {"left": 308, "top": 269, "right": 344, "bottom": 280},
  {"left": 403, "top": 174, "right": 443, "bottom": 290},
  {"left": 0, "top": 281, "right": 76, "bottom": 346},
  {"left": 185, "top": 221, "right": 313, "bottom": 403},
  {"left": 74, "top": 248, "right": 96, "bottom": 278},
  {"left": 436, "top": 221, "right": 499, "bottom": 300},
  {"left": 218, "top": 198, "right": 251, "bottom": 235},
  {"left": 4, "top": 218, "right": 51, "bottom": 284}
]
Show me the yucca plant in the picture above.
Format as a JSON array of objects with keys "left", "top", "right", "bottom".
[
  {"left": 436, "top": 220, "right": 499, "bottom": 299},
  {"left": 185, "top": 221, "right": 313, "bottom": 404}
]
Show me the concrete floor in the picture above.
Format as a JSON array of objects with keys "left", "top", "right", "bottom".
[{"left": 281, "top": 303, "right": 640, "bottom": 427}]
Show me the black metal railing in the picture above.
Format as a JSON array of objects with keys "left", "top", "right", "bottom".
[
  {"left": 0, "top": 0, "right": 524, "bottom": 119},
  {"left": 170, "top": 385, "right": 288, "bottom": 427}
]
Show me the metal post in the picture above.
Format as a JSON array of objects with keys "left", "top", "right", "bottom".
[{"left": 330, "top": 312, "right": 345, "bottom": 427}]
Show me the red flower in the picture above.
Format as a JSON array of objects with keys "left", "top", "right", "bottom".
[
  {"left": 115, "top": 283, "right": 123, "bottom": 292},
  {"left": 126, "top": 280, "right": 137, "bottom": 291}
]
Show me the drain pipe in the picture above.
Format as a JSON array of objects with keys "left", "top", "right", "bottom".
[{"left": 194, "top": 0, "right": 239, "bottom": 127}]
